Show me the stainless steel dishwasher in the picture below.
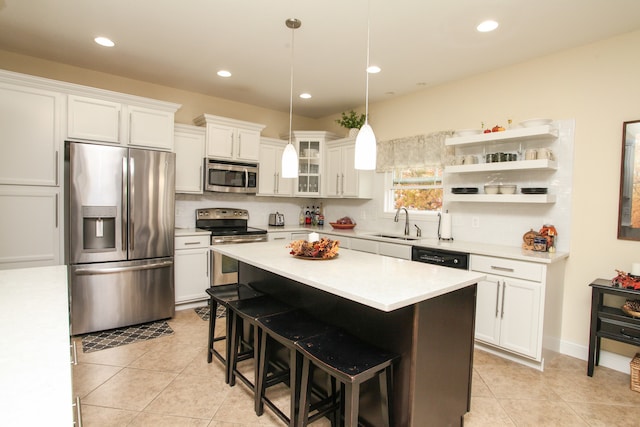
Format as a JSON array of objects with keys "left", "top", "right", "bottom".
[{"left": 411, "top": 246, "right": 470, "bottom": 270}]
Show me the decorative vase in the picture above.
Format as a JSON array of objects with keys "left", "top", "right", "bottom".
[{"left": 348, "top": 128, "right": 359, "bottom": 137}]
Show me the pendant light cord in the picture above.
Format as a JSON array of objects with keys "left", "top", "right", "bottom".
[
  {"left": 364, "top": 1, "right": 371, "bottom": 124},
  {"left": 288, "top": 25, "right": 294, "bottom": 144}
]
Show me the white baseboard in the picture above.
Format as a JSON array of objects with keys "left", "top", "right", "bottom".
[
  {"left": 476, "top": 339, "right": 633, "bottom": 374},
  {"left": 559, "top": 340, "right": 632, "bottom": 374}
]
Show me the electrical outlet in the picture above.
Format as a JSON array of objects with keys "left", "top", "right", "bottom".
[{"left": 472, "top": 217, "right": 480, "bottom": 228}]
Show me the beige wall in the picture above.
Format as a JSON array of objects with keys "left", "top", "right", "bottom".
[{"left": 3, "top": 28, "right": 640, "bottom": 357}]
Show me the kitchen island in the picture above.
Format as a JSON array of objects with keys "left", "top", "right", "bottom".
[{"left": 213, "top": 240, "right": 486, "bottom": 427}]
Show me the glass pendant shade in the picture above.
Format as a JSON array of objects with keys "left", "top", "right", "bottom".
[
  {"left": 281, "top": 143, "right": 299, "bottom": 178},
  {"left": 354, "top": 122, "right": 376, "bottom": 170}
]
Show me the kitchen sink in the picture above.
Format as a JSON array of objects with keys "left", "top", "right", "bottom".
[{"left": 368, "top": 233, "right": 421, "bottom": 241}]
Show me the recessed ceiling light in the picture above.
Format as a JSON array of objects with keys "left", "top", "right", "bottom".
[
  {"left": 477, "top": 20, "right": 499, "bottom": 32},
  {"left": 367, "top": 65, "right": 381, "bottom": 74},
  {"left": 94, "top": 37, "right": 115, "bottom": 47},
  {"left": 299, "top": 93, "right": 312, "bottom": 99},
  {"left": 217, "top": 70, "right": 232, "bottom": 78}
]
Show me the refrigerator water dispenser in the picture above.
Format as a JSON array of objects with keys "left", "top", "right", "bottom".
[{"left": 82, "top": 206, "right": 117, "bottom": 250}]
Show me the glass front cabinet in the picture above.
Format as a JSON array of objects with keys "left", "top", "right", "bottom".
[{"left": 286, "top": 131, "right": 339, "bottom": 196}]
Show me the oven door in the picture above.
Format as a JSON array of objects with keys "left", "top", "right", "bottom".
[{"left": 205, "top": 160, "right": 258, "bottom": 193}]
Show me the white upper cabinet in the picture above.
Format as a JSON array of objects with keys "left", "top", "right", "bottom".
[
  {"left": 325, "top": 137, "right": 373, "bottom": 198},
  {"left": 194, "top": 114, "right": 265, "bottom": 162},
  {"left": 67, "top": 95, "right": 121, "bottom": 143},
  {"left": 0, "top": 81, "right": 63, "bottom": 187},
  {"left": 258, "top": 137, "right": 293, "bottom": 196},
  {"left": 127, "top": 105, "right": 175, "bottom": 150},
  {"left": 174, "top": 124, "right": 205, "bottom": 194},
  {"left": 67, "top": 94, "right": 179, "bottom": 150}
]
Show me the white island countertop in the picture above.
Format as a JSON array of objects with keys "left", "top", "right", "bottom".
[
  {"left": 0, "top": 265, "right": 73, "bottom": 426},
  {"left": 213, "top": 240, "right": 486, "bottom": 312}
]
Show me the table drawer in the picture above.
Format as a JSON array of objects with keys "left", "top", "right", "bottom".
[
  {"left": 470, "top": 255, "right": 543, "bottom": 282},
  {"left": 175, "top": 235, "right": 209, "bottom": 249},
  {"left": 600, "top": 317, "right": 640, "bottom": 344}
]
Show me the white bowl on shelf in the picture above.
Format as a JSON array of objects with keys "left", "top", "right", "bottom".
[
  {"left": 484, "top": 185, "right": 500, "bottom": 195},
  {"left": 499, "top": 185, "right": 517, "bottom": 194},
  {"left": 519, "top": 118, "right": 552, "bottom": 128}
]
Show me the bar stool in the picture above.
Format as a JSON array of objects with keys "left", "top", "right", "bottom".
[
  {"left": 205, "top": 284, "right": 263, "bottom": 383},
  {"left": 295, "top": 329, "right": 399, "bottom": 427},
  {"left": 256, "top": 310, "right": 337, "bottom": 426},
  {"left": 226, "top": 295, "right": 293, "bottom": 391}
]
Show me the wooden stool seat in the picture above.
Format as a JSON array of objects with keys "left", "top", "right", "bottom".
[
  {"left": 256, "top": 310, "right": 337, "bottom": 426},
  {"left": 295, "top": 330, "right": 399, "bottom": 427}
]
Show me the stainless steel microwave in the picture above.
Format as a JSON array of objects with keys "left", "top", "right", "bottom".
[{"left": 204, "top": 159, "right": 258, "bottom": 193}]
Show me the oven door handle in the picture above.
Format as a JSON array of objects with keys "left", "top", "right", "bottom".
[{"left": 211, "top": 236, "right": 267, "bottom": 244}]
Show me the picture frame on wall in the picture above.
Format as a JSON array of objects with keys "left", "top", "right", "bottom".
[{"left": 618, "top": 120, "right": 640, "bottom": 240}]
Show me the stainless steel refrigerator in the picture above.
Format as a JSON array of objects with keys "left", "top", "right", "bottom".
[{"left": 66, "top": 142, "right": 175, "bottom": 335}]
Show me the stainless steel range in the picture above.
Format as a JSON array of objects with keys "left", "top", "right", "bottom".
[{"left": 196, "top": 208, "right": 267, "bottom": 286}]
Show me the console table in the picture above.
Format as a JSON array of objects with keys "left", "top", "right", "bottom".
[{"left": 588, "top": 278, "right": 640, "bottom": 376}]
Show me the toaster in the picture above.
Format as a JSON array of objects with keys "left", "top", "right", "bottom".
[{"left": 268, "top": 212, "right": 285, "bottom": 226}]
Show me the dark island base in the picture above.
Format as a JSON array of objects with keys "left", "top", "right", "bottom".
[{"left": 239, "top": 262, "right": 477, "bottom": 427}]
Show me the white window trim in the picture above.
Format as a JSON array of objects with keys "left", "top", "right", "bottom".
[{"left": 381, "top": 172, "right": 442, "bottom": 219}]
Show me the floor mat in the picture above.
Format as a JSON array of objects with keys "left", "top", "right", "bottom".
[
  {"left": 80, "top": 320, "right": 174, "bottom": 353},
  {"left": 194, "top": 305, "right": 226, "bottom": 321}
]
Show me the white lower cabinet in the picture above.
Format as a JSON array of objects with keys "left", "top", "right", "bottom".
[
  {"left": 0, "top": 186, "right": 61, "bottom": 269},
  {"left": 174, "top": 235, "right": 210, "bottom": 304},
  {"left": 475, "top": 275, "right": 541, "bottom": 358},
  {"left": 471, "top": 254, "right": 564, "bottom": 367}
]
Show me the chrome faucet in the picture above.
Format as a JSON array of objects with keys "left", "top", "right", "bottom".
[
  {"left": 394, "top": 207, "right": 410, "bottom": 236},
  {"left": 414, "top": 224, "right": 422, "bottom": 237}
]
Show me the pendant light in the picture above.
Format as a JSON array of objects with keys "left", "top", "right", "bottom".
[
  {"left": 281, "top": 18, "right": 301, "bottom": 178},
  {"left": 354, "top": 2, "right": 377, "bottom": 170}
]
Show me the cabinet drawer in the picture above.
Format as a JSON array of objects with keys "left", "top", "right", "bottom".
[
  {"left": 470, "top": 255, "right": 543, "bottom": 282},
  {"left": 175, "top": 235, "right": 209, "bottom": 249}
]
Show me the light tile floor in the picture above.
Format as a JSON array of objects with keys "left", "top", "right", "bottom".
[{"left": 72, "top": 308, "right": 640, "bottom": 426}]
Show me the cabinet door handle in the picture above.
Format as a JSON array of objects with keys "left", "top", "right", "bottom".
[
  {"left": 206, "top": 250, "right": 209, "bottom": 278},
  {"left": 491, "top": 265, "right": 515, "bottom": 273},
  {"left": 500, "top": 281, "right": 506, "bottom": 319},
  {"left": 55, "top": 193, "right": 59, "bottom": 228},
  {"left": 336, "top": 174, "right": 339, "bottom": 194},
  {"left": 183, "top": 241, "right": 201, "bottom": 246},
  {"left": 73, "top": 395, "right": 83, "bottom": 427},
  {"left": 494, "top": 282, "right": 500, "bottom": 317},
  {"left": 620, "top": 328, "right": 640, "bottom": 341},
  {"left": 71, "top": 341, "right": 78, "bottom": 365},
  {"left": 238, "top": 134, "right": 242, "bottom": 157},
  {"left": 55, "top": 150, "right": 59, "bottom": 186}
]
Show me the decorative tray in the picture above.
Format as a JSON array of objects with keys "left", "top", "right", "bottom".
[
  {"left": 622, "top": 300, "right": 640, "bottom": 318},
  {"left": 330, "top": 222, "right": 356, "bottom": 229},
  {"left": 293, "top": 254, "right": 339, "bottom": 261}
]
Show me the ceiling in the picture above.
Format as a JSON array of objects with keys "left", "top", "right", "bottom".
[{"left": 2, "top": 0, "right": 640, "bottom": 119}]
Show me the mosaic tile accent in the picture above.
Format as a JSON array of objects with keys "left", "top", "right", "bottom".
[
  {"left": 194, "top": 305, "right": 226, "bottom": 321},
  {"left": 81, "top": 320, "right": 174, "bottom": 353}
]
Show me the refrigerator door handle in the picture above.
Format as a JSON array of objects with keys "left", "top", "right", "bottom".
[
  {"left": 122, "top": 157, "right": 127, "bottom": 251},
  {"left": 129, "top": 156, "right": 135, "bottom": 251},
  {"left": 73, "top": 260, "right": 173, "bottom": 275}
]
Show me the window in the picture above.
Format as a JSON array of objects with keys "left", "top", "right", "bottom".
[{"left": 386, "top": 166, "right": 443, "bottom": 213}]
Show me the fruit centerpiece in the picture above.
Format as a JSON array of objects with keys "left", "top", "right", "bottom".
[{"left": 287, "top": 237, "right": 340, "bottom": 260}]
